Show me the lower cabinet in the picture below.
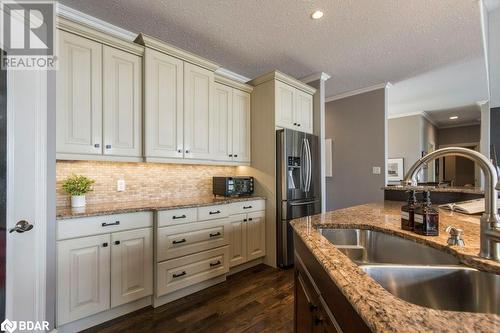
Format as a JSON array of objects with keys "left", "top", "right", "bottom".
[
  {"left": 228, "top": 211, "right": 266, "bottom": 267},
  {"left": 57, "top": 227, "right": 153, "bottom": 325}
]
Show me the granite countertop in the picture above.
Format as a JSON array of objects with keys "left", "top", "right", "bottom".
[
  {"left": 384, "top": 185, "right": 484, "bottom": 194},
  {"left": 56, "top": 196, "right": 266, "bottom": 220},
  {"left": 290, "top": 201, "right": 500, "bottom": 332}
]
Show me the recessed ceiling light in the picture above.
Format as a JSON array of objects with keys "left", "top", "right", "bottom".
[
  {"left": 311, "top": 10, "right": 324, "bottom": 19},
  {"left": 449, "top": 116, "right": 459, "bottom": 120}
]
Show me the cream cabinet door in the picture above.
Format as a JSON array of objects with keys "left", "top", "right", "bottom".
[
  {"left": 110, "top": 228, "right": 153, "bottom": 307},
  {"left": 57, "top": 30, "right": 102, "bottom": 155},
  {"left": 295, "top": 89, "right": 313, "bottom": 134},
  {"left": 184, "top": 63, "right": 214, "bottom": 160},
  {"left": 275, "top": 80, "right": 295, "bottom": 129},
  {"left": 232, "top": 89, "right": 251, "bottom": 163},
  {"left": 103, "top": 46, "right": 142, "bottom": 157},
  {"left": 228, "top": 214, "right": 247, "bottom": 267},
  {"left": 211, "top": 83, "right": 233, "bottom": 161},
  {"left": 246, "top": 211, "right": 266, "bottom": 261},
  {"left": 57, "top": 234, "right": 110, "bottom": 325},
  {"left": 144, "top": 48, "right": 184, "bottom": 159}
]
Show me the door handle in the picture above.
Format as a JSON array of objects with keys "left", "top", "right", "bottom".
[
  {"left": 172, "top": 214, "right": 186, "bottom": 220},
  {"left": 172, "top": 238, "right": 187, "bottom": 244},
  {"left": 9, "top": 220, "right": 33, "bottom": 233},
  {"left": 289, "top": 200, "right": 319, "bottom": 206},
  {"left": 102, "top": 221, "right": 120, "bottom": 227},
  {"left": 209, "top": 232, "right": 221, "bottom": 238}
]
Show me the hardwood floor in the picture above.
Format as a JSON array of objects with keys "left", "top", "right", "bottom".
[{"left": 82, "top": 264, "right": 294, "bottom": 333}]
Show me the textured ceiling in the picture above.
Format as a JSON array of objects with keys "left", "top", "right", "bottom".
[{"left": 60, "top": 0, "right": 484, "bottom": 98}]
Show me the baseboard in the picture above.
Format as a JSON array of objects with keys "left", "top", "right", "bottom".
[
  {"left": 56, "top": 296, "right": 152, "bottom": 333},
  {"left": 228, "top": 258, "right": 264, "bottom": 275},
  {"left": 153, "top": 275, "right": 226, "bottom": 308}
]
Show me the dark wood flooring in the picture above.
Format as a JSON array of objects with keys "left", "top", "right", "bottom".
[{"left": 82, "top": 264, "right": 294, "bottom": 333}]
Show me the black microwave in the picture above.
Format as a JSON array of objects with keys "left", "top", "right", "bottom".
[{"left": 213, "top": 177, "right": 254, "bottom": 197}]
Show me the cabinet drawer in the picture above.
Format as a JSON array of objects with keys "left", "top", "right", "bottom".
[
  {"left": 157, "top": 219, "right": 229, "bottom": 261},
  {"left": 157, "top": 208, "right": 198, "bottom": 227},
  {"left": 156, "top": 246, "right": 229, "bottom": 297},
  {"left": 57, "top": 211, "right": 154, "bottom": 240},
  {"left": 230, "top": 199, "right": 265, "bottom": 215},
  {"left": 198, "top": 204, "right": 229, "bottom": 221}
]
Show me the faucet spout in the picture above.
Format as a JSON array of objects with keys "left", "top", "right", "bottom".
[{"left": 403, "top": 147, "right": 500, "bottom": 261}]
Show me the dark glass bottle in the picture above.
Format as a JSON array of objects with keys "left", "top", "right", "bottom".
[
  {"left": 401, "top": 190, "right": 418, "bottom": 231},
  {"left": 414, "top": 191, "right": 439, "bottom": 236}
]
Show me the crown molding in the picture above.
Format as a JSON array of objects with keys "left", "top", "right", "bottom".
[
  {"left": 249, "top": 70, "right": 316, "bottom": 94},
  {"left": 215, "top": 68, "right": 251, "bottom": 84},
  {"left": 215, "top": 73, "right": 253, "bottom": 93},
  {"left": 387, "top": 110, "right": 424, "bottom": 119},
  {"left": 421, "top": 111, "right": 438, "bottom": 127},
  {"left": 325, "top": 82, "right": 390, "bottom": 102},
  {"left": 300, "top": 72, "right": 331, "bottom": 83},
  {"left": 438, "top": 122, "right": 481, "bottom": 129}
]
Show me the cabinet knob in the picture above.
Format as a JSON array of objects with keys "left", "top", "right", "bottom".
[
  {"left": 293, "top": 123, "right": 297, "bottom": 126},
  {"left": 105, "top": 144, "right": 112, "bottom": 149},
  {"left": 229, "top": 154, "right": 233, "bottom": 157},
  {"left": 234, "top": 154, "right": 238, "bottom": 158},
  {"left": 114, "top": 240, "right": 120, "bottom": 245},
  {"left": 185, "top": 150, "right": 190, "bottom": 154},
  {"left": 177, "top": 149, "right": 182, "bottom": 153},
  {"left": 102, "top": 242, "right": 108, "bottom": 247},
  {"left": 297, "top": 124, "right": 301, "bottom": 127},
  {"left": 94, "top": 143, "right": 100, "bottom": 148}
]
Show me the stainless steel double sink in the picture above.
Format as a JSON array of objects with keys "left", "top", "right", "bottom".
[{"left": 319, "top": 228, "right": 500, "bottom": 315}]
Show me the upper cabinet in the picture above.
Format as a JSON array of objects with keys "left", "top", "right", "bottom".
[
  {"left": 250, "top": 71, "right": 316, "bottom": 135},
  {"left": 56, "top": 18, "right": 144, "bottom": 161}
]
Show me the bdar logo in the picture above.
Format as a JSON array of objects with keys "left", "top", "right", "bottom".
[{"left": 1, "top": 319, "right": 17, "bottom": 333}]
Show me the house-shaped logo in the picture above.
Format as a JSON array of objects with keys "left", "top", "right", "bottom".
[{"left": 0, "top": 319, "right": 17, "bottom": 333}]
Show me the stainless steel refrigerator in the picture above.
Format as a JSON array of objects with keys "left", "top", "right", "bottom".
[{"left": 276, "top": 129, "right": 321, "bottom": 268}]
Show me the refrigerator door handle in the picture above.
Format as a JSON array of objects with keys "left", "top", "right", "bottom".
[
  {"left": 300, "top": 138, "right": 306, "bottom": 190},
  {"left": 288, "top": 199, "right": 319, "bottom": 206},
  {"left": 305, "top": 138, "right": 312, "bottom": 192}
]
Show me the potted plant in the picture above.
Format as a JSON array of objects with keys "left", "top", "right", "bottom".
[{"left": 62, "top": 174, "right": 95, "bottom": 208}]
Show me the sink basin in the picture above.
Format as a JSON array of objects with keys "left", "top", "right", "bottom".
[
  {"left": 361, "top": 265, "right": 500, "bottom": 315},
  {"left": 319, "top": 228, "right": 460, "bottom": 265}
]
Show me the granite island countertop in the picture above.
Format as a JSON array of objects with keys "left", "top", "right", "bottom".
[
  {"left": 290, "top": 201, "right": 500, "bottom": 332},
  {"left": 384, "top": 185, "right": 485, "bottom": 195},
  {"left": 57, "top": 196, "right": 266, "bottom": 220}
]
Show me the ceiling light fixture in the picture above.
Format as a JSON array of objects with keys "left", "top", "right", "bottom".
[
  {"left": 449, "top": 116, "right": 459, "bottom": 120},
  {"left": 311, "top": 10, "right": 324, "bottom": 19}
]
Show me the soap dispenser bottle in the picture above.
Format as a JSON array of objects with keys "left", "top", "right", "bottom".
[
  {"left": 414, "top": 191, "right": 439, "bottom": 236},
  {"left": 401, "top": 190, "right": 418, "bottom": 231}
]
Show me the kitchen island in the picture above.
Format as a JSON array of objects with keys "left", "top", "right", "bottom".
[{"left": 290, "top": 201, "right": 500, "bottom": 332}]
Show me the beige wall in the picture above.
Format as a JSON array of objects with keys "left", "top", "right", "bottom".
[
  {"left": 438, "top": 125, "right": 481, "bottom": 146},
  {"left": 56, "top": 161, "right": 236, "bottom": 207},
  {"left": 325, "top": 88, "right": 386, "bottom": 210},
  {"left": 388, "top": 115, "right": 422, "bottom": 176}
]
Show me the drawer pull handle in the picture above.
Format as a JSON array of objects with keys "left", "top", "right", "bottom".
[
  {"left": 209, "top": 210, "right": 221, "bottom": 215},
  {"left": 173, "top": 214, "right": 187, "bottom": 220},
  {"left": 172, "top": 238, "right": 187, "bottom": 245},
  {"left": 209, "top": 232, "right": 221, "bottom": 238},
  {"left": 102, "top": 221, "right": 120, "bottom": 227},
  {"left": 248, "top": 218, "right": 253, "bottom": 221},
  {"left": 210, "top": 260, "right": 221, "bottom": 267},
  {"left": 243, "top": 219, "right": 247, "bottom": 222},
  {"left": 172, "top": 271, "right": 186, "bottom": 278},
  {"left": 243, "top": 205, "right": 253, "bottom": 209}
]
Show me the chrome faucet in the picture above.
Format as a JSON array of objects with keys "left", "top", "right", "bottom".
[{"left": 402, "top": 147, "right": 500, "bottom": 261}]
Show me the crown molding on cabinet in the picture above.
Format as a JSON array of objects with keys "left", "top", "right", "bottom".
[
  {"left": 325, "top": 82, "right": 390, "bottom": 103},
  {"left": 300, "top": 72, "right": 331, "bottom": 83},
  {"left": 134, "top": 33, "right": 220, "bottom": 71},
  {"left": 56, "top": 7, "right": 144, "bottom": 56},
  {"left": 249, "top": 70, "right": 316, "bottom": 95},
  {"left": 215, "top": 68, "right": 251, "bottom": 84},
  {"left": 215, "top": 74, "right": 253, "bottom": 93}
]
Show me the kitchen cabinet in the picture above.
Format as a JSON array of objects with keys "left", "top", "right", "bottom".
[
  {"left": 274, "top": 78, "right": 314, "bottom": 134},
  {"left": 57, "top": 234, "right": 110, "bottom": 325},
  {"left": 144, "top": 48, "right": 184, "bottom": 159},
  {"left": 110, "top": 228, "right": 153, "bottom": 307},
  {"left": 103, "top": 46, "right": 142, "bottom": 158},
  {"left": 212, "top": 81, "right": 251, "bottom": 163},
  {"left": 184, "top": 62, "right": 214, "bottom": 160},
  {"left": 56, "top": 22, "right": 144, "bottom": 161},
  {"left": 228, "top": 214, "right": 248, "bottom": 267},
  {"left": 228, "top": 210, "right": 266, "bottom": 267},
  {"left": 245, "top": 211, "right": 266, "bottom": 261},
  {"left": 57, "top": 30, "right": 103, "bottom": 155}
]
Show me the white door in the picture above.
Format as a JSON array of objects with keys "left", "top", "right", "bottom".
[
  {"left": 144, "top": 48, "right": 184, "bottom": 159},
  {"left": 57, "top": 30, "right": 102, "bottom": 155},
  {"left": 103, "top": 46, "right": 142, "bottom": 158},
  {"left": 184, "top": 63, "right": 214, "bottom": 160},
  {"left": 211, "top": 83, "right": 233, "bottom": 161},
  {"left": 57, "top": 234, "right": 111, "bottom": 325},
  {"left": 228, "top": 214, "right": 247, "bottom": 267},
  {"left": 246, "top": 211, "right": 266, "bottom": 261},
  {"left": 295, "top": 89, "right": 313, "bottom": 134},
  {"left": 232, "top": 90, "right": 251, "bottom": 163},
  {"left": 111, "top": 228, "right": 153, "bottom": 307},
  {"left": 275, "top": 80, "right": 295, "bottom": 129},
  {"left": 6, "top": 68, "right": 51, "bottom": 329}
]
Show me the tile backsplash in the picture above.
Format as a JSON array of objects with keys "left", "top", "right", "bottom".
[{"left": 56, "top": 160, "right": 237, "bottom": 207}]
